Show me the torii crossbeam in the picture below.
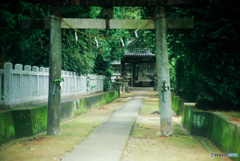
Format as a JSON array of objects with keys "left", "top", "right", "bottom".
[
  {"left": 19, "top": 0, "right": 193, "bottom": 136},
  {"left": 22, "top": 18, "right": 193, "bottom": 29}
]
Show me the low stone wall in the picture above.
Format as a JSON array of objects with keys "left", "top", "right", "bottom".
[
  {"left": 1, "top": 62, "right": 104, "bottom": 109},
  {"left": 171, "top": 95, "right": 184, "bottom": 116},
  {"left": 208, "top": 112, "right": 240, "bottom": 156},
  {"left": 181, "top": 105, "right": 210, "bottom": 137},
  {"left": 171, "top": 95, "right": 240, "bottom": 161},
  {"left": 0, "top": 111, "right": 15, "bottom": 144},
  {"left": 0, "top": 91, "right": 117, "bottom": 145}
]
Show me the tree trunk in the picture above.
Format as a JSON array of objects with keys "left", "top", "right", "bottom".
[
  {"left": 154, "top": 6, "right": 173, "bottom": 136},
  {"left": 47, "top": 4, "right": 62, "bottom": 135}
]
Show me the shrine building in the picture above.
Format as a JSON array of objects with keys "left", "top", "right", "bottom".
[{"left": 111, "top": 48, "right": 156, "bottom": 87}]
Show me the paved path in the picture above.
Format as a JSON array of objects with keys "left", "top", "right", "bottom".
[{"left": 62, "top": 91, "right": 145, "bottom": 161}]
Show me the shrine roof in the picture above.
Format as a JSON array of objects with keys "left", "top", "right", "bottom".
[{"left": 125, "top": 48, "right": 155, "bottom": 57}]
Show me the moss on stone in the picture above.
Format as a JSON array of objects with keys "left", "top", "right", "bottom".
[
  {"left": 171, "top": 95, "right": 184, "bottom": 116},
  {"left": 0, "top": 111, "right": 15, "bottom": 144},
  {"left": 172, "top": 94, "right": 240, "bottom": 161},
  {"left": 191, "top": 111, "right": 209, "bottom": 137},
  {"left": 104, "top": 91, "right": 117, "bottom": 104},
  {"left": 61, "top": 102, "right": 76, "bottom": 122},
  {"left": 100, "top": 94, "right": 105, "bottom": 105},
  {"left": 208, "top": 113, "right": 238, "bottom": 154},
  {"left": 183, "top": 105, "right": 194, "bottom": 134},
  {"left": 74, "top": 99, "right": 84, "bottom": 116},
  {"left": 1, "top": 91, "right": 118, "bottom": 145},
  {"left": 11, "top": 106, "right": 48, "bottom": 138},
  {"left": 30, "top": 105, "right": 48, "bottom": 135},
  {"left": 12, "top": 110, "right": 33, "bottom": 138},
  {"left": 105, "top": 92, "right": 111, "bottom": 103},
  {"left": 178, "top": 99, "right": 184, "bottom": 116},
  {"left": 79, "top": 98, "right": 87, "bottom": 114},
  {"left": 172, "top": 96, "right": 180, "bottom": 115},
  {"left": 181, "top": 104, "right": 186, "bottom": 126}
]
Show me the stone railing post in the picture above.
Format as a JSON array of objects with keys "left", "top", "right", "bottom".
[
  {"left": 32, "top": 66, "right": 39, "bottom": 97},
  {"left": 24, "top": 65, "right": 31, "bottom": 98},
  {"left": 73, "top": 72, "right": 76, "bottom": 93},
  {"left": 2, "top": 62, "right": 107, "bottom": 108},
  {"left": 15, "top": 64, "right": 23, "bottom": 101},
  {"left": 4, "top": 62, "right": 13, "bottom": 106}
]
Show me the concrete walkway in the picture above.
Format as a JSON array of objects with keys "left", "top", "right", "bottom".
[{"left": 62, "top": 91, "right": 145, "bottom": 161}]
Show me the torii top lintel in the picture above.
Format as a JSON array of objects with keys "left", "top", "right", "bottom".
[{"left": 20, "top": 0, "right": 191, "bottom": 6}]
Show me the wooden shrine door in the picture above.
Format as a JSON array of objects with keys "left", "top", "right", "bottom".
[{"left": 137, "top": 63, "right": 155, "bottom": 86}]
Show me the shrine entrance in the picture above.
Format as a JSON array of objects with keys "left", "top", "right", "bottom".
[
  {"left": 112, "top": 48, "right": 156, "bottom": 87},
  {"left": 18, "top": 0, "right": 194, "bottom": 136},
  {"left": 124, "top": 49, "right": 156, "bottom": 87},
  {"left": 137, "top": 63, "right": 155, "bottom": 82}
]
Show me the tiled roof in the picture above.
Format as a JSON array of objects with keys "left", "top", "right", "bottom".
[{"left": 125, "top": 48, "right": 155, "bottom": 56}]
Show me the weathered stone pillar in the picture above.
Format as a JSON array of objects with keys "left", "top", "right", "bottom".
[
  {"left": 155, "top": 6, "right": 173, "bottom": 136},
  {"left": 47, "top": 4, "right": 62, "bottom": 135},
  {"left": 4, "top": 62, "right": 12, "bottom": 107}
]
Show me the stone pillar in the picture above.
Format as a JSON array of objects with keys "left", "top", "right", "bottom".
[
  {"left": 47, "top": 4, "right": 62, "bottom": 135},
  {"left": 155, "top": 6, "right": 173, "bottom": 136},
  {"left": 15, "top": 64, "right": 23, "bottom": 101},
  {"left": 4, "top": 62, "right": 13, "bottom": 106}
]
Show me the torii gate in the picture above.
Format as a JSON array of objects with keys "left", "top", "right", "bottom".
[{"left": 20, "top": 0, "right": 193, "bottom": 136}]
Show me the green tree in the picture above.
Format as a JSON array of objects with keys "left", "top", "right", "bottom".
[
  {"left": 0, "top": 2, "right": 50, "bottom": 68},
  {"left": 167, "top": 0, "right": 240, "bottom": 109},
  {"left": 1, "top": 4, "right": 140, "bottom": 76}
]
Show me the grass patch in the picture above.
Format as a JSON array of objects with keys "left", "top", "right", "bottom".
[
  {"left": 131, "top": 125, "right": 158, "bottom": 138},
  {"left": 146, "top": 92, "right": 158, "bottom": 97},
  {"left": 121, "top": 92, "right": 137, "bottom": 98},
  {"left": 140, "top": 96, "right": 159, "bottom": 115},
  {"left": 140, "top": 104, "right": 159, "bottom": 115},
  {"left": 115, "top": 98, "right": 123, "bottom": 102}
]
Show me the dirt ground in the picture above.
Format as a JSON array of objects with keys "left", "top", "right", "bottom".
[
  {"left": 0, "top": 91, "right": 234, "bottom": 161},
  {"left": 0, "top": 92, "right": 137, "bottom": 161},
  {"left": 120, "top": 92, "right": 233, "bottom": 161}
]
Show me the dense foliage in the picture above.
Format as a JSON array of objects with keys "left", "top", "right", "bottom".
[
  {"left": 0, "top": 2, "right": 50, "bottom": 68},
  {"left": 128, "top": 1, "right": 240, "bottom": 110},
  {"left": 167, "top": 0, "right": 240, "bottom": 109},
  {"left": 1, "top": 1, "right": 239, "bottom": 109},
  {"left": 0, "top": 2, "right": 139, "bottom": 75}
]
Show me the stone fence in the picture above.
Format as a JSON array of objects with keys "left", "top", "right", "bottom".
[
  {"left": 171, "top": 95, "right": 240, "bottom": 161},
  {"left": 0, "top": 62, "right": 104, "bottom": 109}
]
